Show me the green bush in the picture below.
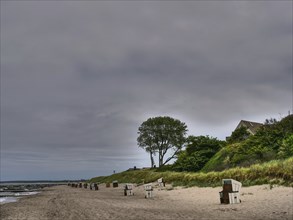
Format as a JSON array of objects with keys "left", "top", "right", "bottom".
[
  {"left": 278, "top": 135, "right": 293, "bottom": 158},
  {"left": 173, "top": 135, "right": 224, "bottom": 172}
]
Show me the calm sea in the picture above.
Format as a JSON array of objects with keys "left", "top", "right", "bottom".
[{"left": 0, "top": 182, "right": 65, "bottom": 204}]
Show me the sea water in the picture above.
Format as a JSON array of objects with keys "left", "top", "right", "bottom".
[
  {"left": 0, "top": 181, "right": 65, "bottom": 204},
  {"left": 0, "top": 191, "right": 40, "bottom": 204},
  {"left": 0, "top": 183, "right": 42, "bottom": 205}
]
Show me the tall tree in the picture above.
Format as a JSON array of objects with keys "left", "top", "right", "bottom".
[{"left": 137, "top": 116, "right": 188, "bottom": 167}]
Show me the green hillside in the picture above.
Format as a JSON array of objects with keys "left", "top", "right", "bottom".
[
  {"left": 202, "top": 115, "right": 293, "bottom": 172},
  {"left": 90, "top": 157, "right": 293, "bottom": 187}
]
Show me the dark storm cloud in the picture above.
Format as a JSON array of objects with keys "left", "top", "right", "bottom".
[{"left": 1, "top": 1, "right": 292, "bottom": 180}]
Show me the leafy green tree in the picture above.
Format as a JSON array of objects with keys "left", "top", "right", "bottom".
[
  {"left": 227, "top": 126, "right": 250, "bottom": 144},
  {"left": 137, "top": 116, "right": 188, "bottom": 167},
  {"left": 173, "top": 135, "right": 224, "bottom": 172},
  {"left": 186, "top": 135, "right": 224, "bottom": 155},
  {"left": 173, "top": 151, "right": 208, "bottom": 171}
]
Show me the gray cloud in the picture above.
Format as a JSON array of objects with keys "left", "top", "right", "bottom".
[{"left": 1, "top": 1, "right": 292, "bottom": 180}]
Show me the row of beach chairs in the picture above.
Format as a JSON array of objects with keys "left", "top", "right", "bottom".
[
  {"left": 67, "top": 178, "right": 165, "bottom": 199},
  {"left": 68, "top": 178, "right": 242, "bottom": 203},
  {"left": 68, "top": 182, "right": 99, "bottom": 190}
]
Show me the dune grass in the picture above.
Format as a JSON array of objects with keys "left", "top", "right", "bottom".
[{"left": 89, "top": 157, "right": 293, "bottom": 187}]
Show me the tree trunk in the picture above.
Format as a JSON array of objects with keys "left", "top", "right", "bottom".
[
  {"left": 159, "top": 150, "right": 163, "bottom": 167},
  {"left": 150, "top": 151, "right": 155, "bottom": 168}
]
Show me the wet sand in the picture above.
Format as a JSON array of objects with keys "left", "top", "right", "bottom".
[{"left": 0, "top": 184, "right": 292, "bottom": 220}]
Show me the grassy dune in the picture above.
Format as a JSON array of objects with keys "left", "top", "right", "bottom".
[{"left": 90, "top": 157, "right": 293, "bottom": 187}]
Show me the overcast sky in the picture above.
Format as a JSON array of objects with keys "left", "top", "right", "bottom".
[{"left": 1, "top": 1, "right": 292, "bottom": 181}]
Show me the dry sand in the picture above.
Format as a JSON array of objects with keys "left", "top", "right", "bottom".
[{"left": 0, "top": 184, "right": 292, "bottom": 220}]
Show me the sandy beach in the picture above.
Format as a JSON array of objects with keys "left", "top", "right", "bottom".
[{"left": 0, "top": 184, "right": 292, "bottom": 220}]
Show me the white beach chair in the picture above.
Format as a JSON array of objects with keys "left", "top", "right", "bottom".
[
  {"left": 144, "top": 184, "right": 153, "bottom": 198},
  {"left": 124, "top": 184, "right": 134, "bottom": 196},
  {"left": 157, "top": 178, "right": 165, "bottom": 188},
  {"left": 219, "top": 179, "right": 242, "bottom": 204}
]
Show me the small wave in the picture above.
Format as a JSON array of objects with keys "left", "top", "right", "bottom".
[
  {"left": 15, "top": 192, "right": 39, "bottom": 196},
  {"left": 0, "top": 192, "right": 15, "bottom": 197},
  {"left": 0, "top": 192, "right": 40, "bottom": 204},
  {"left": 0, "top": 197, "right": 18, "bottom": 204}
]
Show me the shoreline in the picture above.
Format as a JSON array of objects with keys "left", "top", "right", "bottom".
[
  {"left": 0, "top": 183, "right": 59, "bottom": 205},
  {"left": 1, "top": 184, "right": 292, "bottom": 220}
]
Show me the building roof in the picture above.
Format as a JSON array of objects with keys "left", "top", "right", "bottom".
[{"left": 236, "top": 120, "right": 263, "bottom": 135}]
